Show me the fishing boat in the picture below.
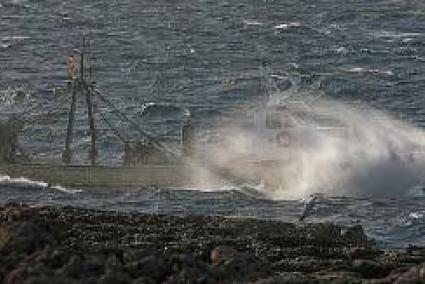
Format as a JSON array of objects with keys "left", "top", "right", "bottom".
[{"left": 0, "top": 47, "right": 288, "bottom": 189}]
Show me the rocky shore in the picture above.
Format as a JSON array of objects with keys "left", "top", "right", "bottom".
[{"left": 0, "top": 203, "right": 424, "bottom": 283}]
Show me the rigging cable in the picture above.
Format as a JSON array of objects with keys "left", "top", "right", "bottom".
[
  {"left": 93, "top": 102, "right": 128, "bottom": 144},
  {"left": 91, "top": 86, "right": 178, "bottom": 157},
  {"left": 18, "top": 86, "right": 68, "bottom": 118},
  {"left": 19, "top": 93, "right": 72, "bottom": 124}
]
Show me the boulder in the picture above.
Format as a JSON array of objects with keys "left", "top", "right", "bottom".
[{"left": 352, "top": 259, "right": 388, "bottom": 279}]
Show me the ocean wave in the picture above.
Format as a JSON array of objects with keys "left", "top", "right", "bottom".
[
  {"left": 0, "top": 175, "right": 82, "bottom": 194},
  {"left": 341, "top": 67, "right": 394, "bottom": 76},
  {"left": 0, "top": 86, "right": 30, "bottom": 107},
  {"left": 369, "top": 30, "right": 423, "bottom": 43}
]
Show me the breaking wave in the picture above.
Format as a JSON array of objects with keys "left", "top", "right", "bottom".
[{"left": 196, "top": 91, "right": 425, "bottom": 200}]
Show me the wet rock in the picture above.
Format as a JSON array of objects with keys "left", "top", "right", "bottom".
[
  {"left": 2, "top": 205, "right": 35, "bottom": 223},
  {"left": 125, "top": 255, "right": 168, "bottom": 281},
  {"left": 311, "top": 223, "right": 343, "bottom": 245},
  {"left": 55, "top": 255, "right": 82, "bottom": 278},
  {"left": 166, "top": 253, "right": 212, "bottom": 282},
  {"left": 98, "top": 269, "right": 131, "bottom": 284},
  {"left": 210, "top": 246, "right": 240, "bottom": 265},
  {"left": 351, "top": 259, "right": 388, "bottom": 279},
  {"left": 131, "top": 277, "right": 156, "bottom": 284},
  {"left": 341, "top": 225, "right": 367, "bottom": 245},
  {"left": 254, "top": 277, "right": 313, "bottom": 284},
  {"left": 312, "top": 271, "right": 361, "bottom": 283},
  {"left": 4, "top": 266, "right": 26, "bottom": 284},
  {"left": 254, "top": 272, "right": 309, "bottom": 283},
  {"left": 375, "top": 262, "right": 425, "bottom": 283},
  {"left": 2, "top": 248, "right": 52, "bottom": 283},
  {"left": 123, "top": 249, "right": 160, "bottom": 264},
  {"left": 1, "top": 204, "right": 425, "bottom": 283},
  {"left": 22, "top": 276, "right": 79, "bottom": 284},
  {"left": 48, "top": 250, "right": 70, "bottom": 269},
  {"left": 2, "top": 221, "right": 55, "bottom": 254},
  {"left": 210, "top": 246, "right": 271, "bottom": 282},
  {"left": 344, "top": 247, "right": 382, "bottom": 260}
]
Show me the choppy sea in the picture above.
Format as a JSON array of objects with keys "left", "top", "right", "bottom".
[{"left": 1, "top": 0, "right": 425, "bottom": 248}]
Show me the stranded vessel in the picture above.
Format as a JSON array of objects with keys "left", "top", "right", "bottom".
[{"left": 0, "top": 48, "right": 287, "bottom": 188}]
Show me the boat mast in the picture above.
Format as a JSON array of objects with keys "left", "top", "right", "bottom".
[
  {"left": 62, "top": 39, "right": 97, "bottom": 165},
  {"left": 81, "top": 39, "right": 97, "bottom": 165},
  {"left": 62, "top": 75, "right": 77, "bottom": 164}
]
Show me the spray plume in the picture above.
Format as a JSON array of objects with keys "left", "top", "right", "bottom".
[{"left": 190, "top": 91, "right": 425, "bottom": 200}]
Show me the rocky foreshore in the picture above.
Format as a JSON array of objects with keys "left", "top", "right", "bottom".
[{"left": 0, "top": 203, "right": 424, "bottom": 283}]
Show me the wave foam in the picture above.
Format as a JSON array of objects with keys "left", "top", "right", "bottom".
[
  {"left": 194, "top": 94, "right": 425, "bottom": 200},
  {"left": 0, "top": 175, "right": 82, "bottom": 194}
]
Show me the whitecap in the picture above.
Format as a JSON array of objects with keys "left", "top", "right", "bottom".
[
  {"left": 342, "top": 67, "right": 394, "bottom": 76},
  {"left": 274, "top": 22, "right": 301, "bottom": 30},
  {"left": 51, "top": 185, "right": 83, "bottom": 194},
  {"left": 177, "top": 185, "right": 232, "bottom": 193},
  {"left": 243, "top": 19, "right": 264, "bottom": 26},
  {"left": 0, "top": 86, "right": 30, "bottom": 106},
  {"left": 1, "top": 35, "right": 30, "bottom": 41},
  {"left": 371, "top": 30, "right": 422, "bottom": 41},
  {"left": 408, "top": 211, "right": 424, "bottom": 219},
  {"left": 335, "top": 46, "right": 351, "bottom": 55}
]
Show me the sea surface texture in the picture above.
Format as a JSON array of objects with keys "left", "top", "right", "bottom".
[{"left": 1, "top": 0, "right": 425, "bottom": 248}]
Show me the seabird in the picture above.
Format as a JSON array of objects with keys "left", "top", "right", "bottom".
[{"left": 299, "top": 194, "right": 318, "bottom": 221}]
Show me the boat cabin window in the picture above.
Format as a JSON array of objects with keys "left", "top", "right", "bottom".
[{"left": 266, "top": 112, "right": 282, "bottom": 129}]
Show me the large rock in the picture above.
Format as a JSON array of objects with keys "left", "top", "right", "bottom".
[
  {"left": 2, "top": 221, "right": 56, "bottom": 255},
  {"left": 369, "top": 262, "right": 425, "bottom": 283},
  {"left": 209, "top": 246, "right": 271, "bottom": 282},
  {"left": 341, "top": 225, "right": 368, "bottom": 245},
  {"left": 351, "top": 259, "right": 388, "bottom": 279},
  {"left": 125, "top": 254, "right": 168, "bottom": 281}
]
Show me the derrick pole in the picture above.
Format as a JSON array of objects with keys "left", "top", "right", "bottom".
[
  {"left": 80, "top": 40, "right": 97, "bottom": 165},
  {"left": 62, "top": 78, "right": 77, "bottom": 164},
  {"left": 85, "top": 84, "right": 97, "bottom": 165}
]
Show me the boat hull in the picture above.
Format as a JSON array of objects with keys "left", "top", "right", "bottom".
[{"left": 0, "top": 160, "right": 280, "bottom": 188}]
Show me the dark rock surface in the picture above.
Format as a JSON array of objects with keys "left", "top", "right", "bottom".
[{"left": 0, "top": 203, "right": 424, "bottom": 283}]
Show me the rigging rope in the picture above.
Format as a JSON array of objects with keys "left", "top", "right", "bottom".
[
  {"left": 19, "top": 93, "right": 72, "bottom": 124},
  {"left": 93, "top": 102, "right": 128, "bottom": 144},
  {"left": 18, "top": 86, "right": 68, "bottom": 118},
  {"left": 91, "top": 86, "right": 178, "bottom": 157}
]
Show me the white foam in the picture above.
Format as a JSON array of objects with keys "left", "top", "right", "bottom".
[
  {"left": 243, "top": 20, "right": 264, "bottom": 26},
  {"left": 408, "top": 211, "right": 424, "bottom": 220},
  {"left": 335, "top": 46, "right": 351, "bottom": 55},
  {"left": 274, "top": 22, "right": 301, "bottom": 30},
  {"left": 342, "top": 67, "right": 394, "bottom": 76},
  {"left": 194, "top": 93, "right": 425, "bottom": 200},
  {"left": 0, "top": 175, "right": 81, "bottom": 194},
  {"left": 372, "top": 30, "right": 422, "bottom": 39}
]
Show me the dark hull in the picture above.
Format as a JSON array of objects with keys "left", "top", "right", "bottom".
[{"left": 0, "top": 160, "right": 281, "bottom": 188}]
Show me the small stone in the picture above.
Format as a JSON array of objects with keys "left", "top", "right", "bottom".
[{"left": 210, "top": 246, "right": 239, "bottom": 265}]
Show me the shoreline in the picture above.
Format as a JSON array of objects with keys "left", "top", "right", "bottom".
[{"left": 1, "top": 203, "right": 424, "bottom": 283}]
